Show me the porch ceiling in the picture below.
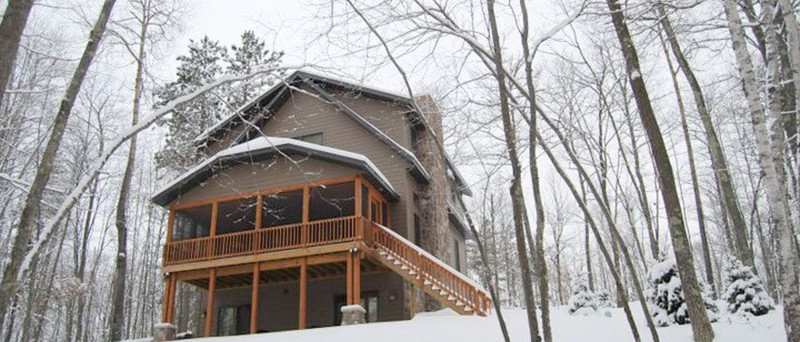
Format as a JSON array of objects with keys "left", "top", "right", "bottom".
[{"left": 185, "top": 258, "right": 386, "bottom": 290}]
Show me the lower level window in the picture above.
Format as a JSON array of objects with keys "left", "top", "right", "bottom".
[{"left": 217, "top": 305, "right": 250, "bottom": 336}]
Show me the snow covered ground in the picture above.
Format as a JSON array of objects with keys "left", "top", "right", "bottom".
[{"left": 131, "top": 303, "right": 786, "bottom": 342}]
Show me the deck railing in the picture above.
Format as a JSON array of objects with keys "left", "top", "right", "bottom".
[
  {"left": 366, "top": 221, "right": 492, "bottom": 316},
  {"left": 164, "top": 216, "right": 363, "bottom": 266},
  {"left": 163, "top": 215, "right": 491, "bottom": 316}
]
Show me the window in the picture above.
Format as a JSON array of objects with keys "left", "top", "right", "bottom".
[
  {"left": 293, "top": 132, "right": 323, "bottom": 145},
  {"left": 414, "top": 215, "right": 421, "bottom": 246},
  {"left": 453, "top": 238, "right": 461, "bottom": 272},
  {"left": 381, "top": 203, "right": 388, "bottom": 226},
  {"left": 217, "top": 305, "right": 250, "bottom": 336}
]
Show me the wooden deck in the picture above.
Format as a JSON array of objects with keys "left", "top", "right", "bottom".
[{"left": 159, "top": 175, "right": 491, "bottom": 337}]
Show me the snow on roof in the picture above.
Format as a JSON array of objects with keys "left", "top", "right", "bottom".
[{"left": 152, "top": 136, "right": 397, "bottom": 206}]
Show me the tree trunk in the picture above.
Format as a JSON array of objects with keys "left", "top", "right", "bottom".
[
  {"left": 580, "top": 175, "right": 595, "bottom": 290},
  {"left": 516, "top": 0, "right": 551, "bottom": 338},
  {"left": 0, "top": 0, "right": 117, "bottom": 326},
  {"left": 605, "top": 1, "right": 714, "bottom": 340},
  {"left": 465, "top": 210, "right": 511, "bottom": 342},
  {"left": 658, "top": 3, "right": 754, "bottom": 268},
  {"left": 486, "top": 1, "right": 541, "bottom": 341},
  {"left": 723, "top": 1, "right": 800, "bottom": 340},
  {"left": 109, "top": 7, "right": 148, "bottom": 339},
  {"left": 0, "top": 0, "right": 35, "bottom": 111},
  {"left": 656, "top": 17, "right": 715, "bottom": 296}
]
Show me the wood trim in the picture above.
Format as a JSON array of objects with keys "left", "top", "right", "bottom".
[
  {"left": 161, "top": 275, "right": 171, "bottom": 322},
  {"left": 354, "top": 177, "right": 362, "bottom": 217},
  {"left": 163, "top": 241, "right": 360, "bottom": 273},
  {"left": 250, "top": 263, "right": 259, "bottom": 334},
  {"left": 346, "top": 251, "right": 353, "bottom": 305},
  {"left": 298, "top": 258, "right": 307, "bottom": 330},
  {"left": 166, "top": 209, "right": 175, "bottom": 243},
  {"left": 205, "top": 268, "right": 217, "bottom": 337},
  {"left": 167, "top": 275, "right": 177, "bottom": 323},
  {"left": 354, "top": 251, "right": 361, "bottom": 305},
  {"left": 171, "top": 175, "right": 360, "bottom": 211}
]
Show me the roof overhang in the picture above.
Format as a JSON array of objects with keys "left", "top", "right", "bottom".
[{"left": 152, "top": 137, "right": 399, "bottom": 207}]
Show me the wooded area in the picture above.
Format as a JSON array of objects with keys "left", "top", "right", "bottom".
[{"left": 0, "top": 0, "right": 798, "bottom": 341}]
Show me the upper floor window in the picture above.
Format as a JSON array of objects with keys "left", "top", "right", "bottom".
[{"left": 293, "top": 132, "right": 323, "bottom": 145}]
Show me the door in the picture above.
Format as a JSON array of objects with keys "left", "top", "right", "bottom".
[{"left": 369, "top": 198, "right": 381, "bottom": 224}]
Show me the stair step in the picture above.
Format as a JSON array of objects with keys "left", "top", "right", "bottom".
[
  {"left": 440, "top": 290, "right": 448, "bottom": 296},
  {"left": 464, "top": 307, "right": 473, "bottom": 312},
  {"left": 431, "top": 285, "right": 440, "bottom": 290},
  {"left": 393, "top": 260, "right": 402, "bottom": 266},
  {"left": 408, "top": 270, "right": 417, "bottom": 276},
  {"left": 400, "top": 265, "right": 410, "bottom": 270},
  {"left": 456, "top": 301, "right": 465, "bottom": 307},
  {"left": 378, "top": 250, "right": 387, "bottom": 256},
  {"left": 386, "top": 255, "right": 395, "bottom": 261},
  {"left": 423, "top": 280, "right": 432, "bottom": 286}
]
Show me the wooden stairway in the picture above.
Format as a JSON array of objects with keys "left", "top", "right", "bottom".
[{"left": 364, "top": 221, "right": 492, "bottom": 316}]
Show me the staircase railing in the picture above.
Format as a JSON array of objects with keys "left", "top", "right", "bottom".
[{"left": 367, "top": 221, "right": 492, "bottom": 316}]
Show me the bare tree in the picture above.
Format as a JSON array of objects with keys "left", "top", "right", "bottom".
[
  {"left": 605, "top": 0, "right": 714, "bottom": 340},
  {"left": 723, "top": 0, "right": 800, "bottom": 339},
  {"left": 0, "top": 0, "right": 118, "bottom": 326},
  {"left": 0, "top": 0, "right": 35, "bottom": 111}
]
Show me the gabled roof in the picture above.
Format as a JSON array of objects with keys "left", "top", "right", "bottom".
[
  {"left": 151, "top": 137, "right": 398, "bottom": 206},
  {"left": 191, "top": 70, "right": 472, "bottom": 196}
]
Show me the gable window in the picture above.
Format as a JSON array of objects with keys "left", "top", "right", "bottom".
[{"left": 293, "top": 132, "right": 323, "bottom": 145}]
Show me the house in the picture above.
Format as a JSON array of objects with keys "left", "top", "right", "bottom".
[{"left": 151, "top": 71, "right": 491, "bottom": 338}]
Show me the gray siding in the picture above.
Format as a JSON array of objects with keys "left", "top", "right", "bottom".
[{"left": 173, "top": 155, "right": 359, "bottom": 206}]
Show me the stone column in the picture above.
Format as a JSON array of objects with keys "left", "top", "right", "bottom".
[
  {"left": 153, "top": 323, "right": 177, "bottom": 341},
  {"left": 340, "top": 304, "right": 366, "bottom": 325}
]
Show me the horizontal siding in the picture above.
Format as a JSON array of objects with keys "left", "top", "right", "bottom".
[
  {"left": 173, "top": 156, "right": 359, "bottom": 205},
  {"left": 258, "top": 85, "right": 411, "bottom": 238}
]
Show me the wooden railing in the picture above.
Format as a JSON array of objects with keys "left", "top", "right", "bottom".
[
  {"left": 163, "top": 215, "right": 491, "bottom": 316},
  {"left": 164, "top": 216, "right": 363, "bottom": 266},
  {"left": 367, "top": 222, "right": 492, "bottom": 316}
]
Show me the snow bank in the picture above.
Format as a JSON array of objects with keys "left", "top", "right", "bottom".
[{"left": 123, "top": 304, "right": 786, "bottom": 342}]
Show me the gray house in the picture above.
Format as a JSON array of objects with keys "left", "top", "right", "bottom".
[{"left": 152, "top": 71, "right": 490, "bottom": 338}]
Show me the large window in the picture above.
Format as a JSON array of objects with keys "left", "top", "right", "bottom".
[
  {"left": 172, "top": 205, "right": 211, "bottom": 241},
  {"left": 309, "top": 181, "right": 354, "bottom": 221},
  {"left": 217, "top": 198, "right": 257, "bottom": 235},
  {"left": 261, "top": 189, "right": 303, "bottom": 227}
]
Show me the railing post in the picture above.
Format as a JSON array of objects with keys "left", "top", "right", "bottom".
[
  {"left": 208, "top": 202, "right": 218, "bottom": 260},
  {"left": 253, "top": 195, "right": 262, "bottom": 254},
  {"left": 302, "top": 187, "right": 309, "bottom": 246}
]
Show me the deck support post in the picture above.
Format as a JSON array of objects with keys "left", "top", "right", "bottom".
[
  {"left": 346, "top": 251, "right": 354, "bottom": 305},
  {"left": 298, "top": 258, "right": 307, "bottom": 330},
  {"left": 354, "top": 251, "right": 361, "bottom": 305},
  {"left": 250, "top": 262, "right": 259, "bottom": 334},
  {"left": 162, "top": 274, "right": 177, "bottom": 323},
  {"left": 205, "top": 268, "right": 217, "bottom": 337}
]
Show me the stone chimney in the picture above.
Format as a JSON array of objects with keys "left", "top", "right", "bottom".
[{"left": 412, "top": 94, "right": 449, "bottom": 312}]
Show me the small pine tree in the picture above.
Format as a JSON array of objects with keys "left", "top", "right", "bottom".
[
  {"left": 646, "top": 259, "right": 718, "bottom": 326},
  {"left": 723, "top": 258, "right": 774, "bottom": 316},
  {"left": 568, "top": 279, "right": 607, "bottom": 315}
]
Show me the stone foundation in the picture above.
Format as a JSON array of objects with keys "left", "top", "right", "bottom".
[
  {"left": 153, "top": 323, "right": 177, "bottom": 341},
  {"left": 340, "top": 304, "right": 366, "bottom": 325}
]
